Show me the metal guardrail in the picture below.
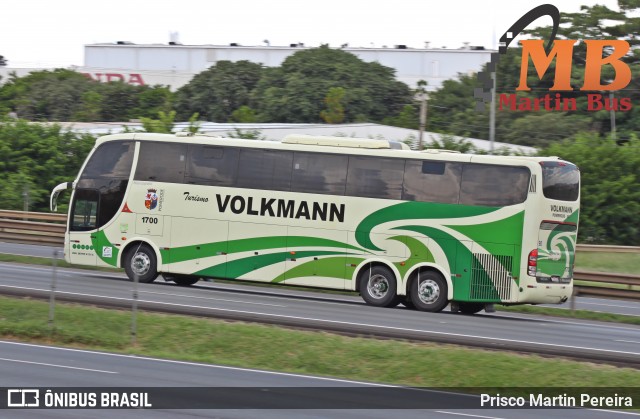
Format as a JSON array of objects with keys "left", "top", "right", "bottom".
[
  {"left": 0, "top": 210, "right": 638, "bottom": 301},
  {"left": 577, "top": 244, "right": 640, "bottom": 253},
  {"left": 0, "top": 210, "right": 66, "bottom": 245}
]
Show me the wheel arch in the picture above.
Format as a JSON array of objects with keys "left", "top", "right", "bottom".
[{"left": 119, "top": 239, "right": 163, "bottom": 271}]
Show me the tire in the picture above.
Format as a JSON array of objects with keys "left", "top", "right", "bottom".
[
  {"left": 172, "top": 275, "right": 200, "bottom": 286},
  {"left": 458, "top": 302, "right": 485, "bottom": 314},
  {"left": 124, "top": 243, "right": 158, "bottom": 283},
  {"left": 409, "top": 270, "right": 448, "bottom": 312},
  {"left": 359, "top": 265, "right": 400, "bottom": 308},
  {"left": 401, "top": 296, "right": 416, "bottom": 310}
]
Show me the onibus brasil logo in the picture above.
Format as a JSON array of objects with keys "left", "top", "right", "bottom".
[{"left": 475, "top": 4, "right": 632, "bottom": 113}]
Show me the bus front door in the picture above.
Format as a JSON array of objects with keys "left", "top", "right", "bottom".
[{"left": 67, "top": 188, "right": 99, "bottom": 267}]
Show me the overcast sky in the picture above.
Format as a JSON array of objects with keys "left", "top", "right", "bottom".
[{"left": 1, "top": 0, "right": 620, "bottom": 68}]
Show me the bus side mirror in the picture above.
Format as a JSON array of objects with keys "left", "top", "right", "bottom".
[{"left": 50, "top": 182, "right": 72, "bottom": 212}]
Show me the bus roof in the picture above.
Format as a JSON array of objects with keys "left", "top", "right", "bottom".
[{"left": 94, "top": 132, "right": 566, "bottom": 167}]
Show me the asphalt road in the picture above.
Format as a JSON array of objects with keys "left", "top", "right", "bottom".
[
  {"left": 0, "top": 341, "right": 636, "bottom": 419},
  {"left": 2, "top": 241, "right": 639, "bottom": 317},
  {"left": 1, "top": 261, "right": 640, "bottom": 367}
]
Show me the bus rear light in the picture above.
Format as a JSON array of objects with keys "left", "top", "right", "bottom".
[{"left": 527, "top": 249, "right": 537, "bottom": 276}]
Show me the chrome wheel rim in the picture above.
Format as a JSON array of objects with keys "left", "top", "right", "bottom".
[
  {"left": 131, "top": 252, "right": 151, "bottom": 276},
  {"left": 367, "top": 274, "right": 390, "bottom": 299},
  {"left": 417, "top": 279, "right": 440, "bottom": 304}
]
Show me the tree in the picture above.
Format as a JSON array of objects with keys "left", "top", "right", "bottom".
[
  {"left": 320, "top": 87, "right": 345, "bottom": 123},
  {"left": 0, "top": 118, "right": 95, "bottom": 212},
  {"left": 542, "top": 133, "right": 640, "bottom": 245},
  {"left": 252, "top": 45, "right": 412, "bottom": 123},
  {"left": 0, "top": 69, "right": 96, "bottom": 121},
  {"left": 174, "top": 60, "right": 264, "bottom": 121},
  {"left": 141, "top": 110, "right": 176, "bottom": 133}
]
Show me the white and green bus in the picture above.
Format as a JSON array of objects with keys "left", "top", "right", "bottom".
[{"left": 50, "top": 133, "right": 580, "bottom": 313}]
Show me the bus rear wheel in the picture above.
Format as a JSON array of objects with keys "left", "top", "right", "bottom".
[
  {"left": 409, "top": 271, "right": 448, "bottom": 312},
  {"left": 124, "top": 243, "right": 158, "bottom": 283},
  {"left": 359, "top": 265, "right": 400, "bottom": 308},
  {"left": 458, "top": 302, "right": 485, "bottom": 314}
]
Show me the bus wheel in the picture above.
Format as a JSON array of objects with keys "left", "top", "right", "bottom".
[
  {"left": 410, "top": 271, "right": 448, "bottom": 312},
  {"left": 173, "top": 275, "right": 200, "bottom": 286},
  {"left": 401, "top": 296, "right": 416, "bottom": 310},
  {"left": 359, "top": 265, "right": 400, "bottom": 308},
  {"left": 458, "top": 302, "right": 485, "bottom": 314},
  {"left": 124, "top": 244, "right": 158, "bottom": 283}
]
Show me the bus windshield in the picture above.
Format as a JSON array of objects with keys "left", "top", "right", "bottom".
[{"left": 540, "top": 161, "right": 579, "bottom": 201}]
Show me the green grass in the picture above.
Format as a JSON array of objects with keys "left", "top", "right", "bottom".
[
  {"left": 497, "top": 304, "right": 640, "bottom": 325},
  {"left": 1, "top": 295, "right": 639, "bottom": 388},
  {"left": 575, "top": 251, "right": 640, "bottom": 275}
]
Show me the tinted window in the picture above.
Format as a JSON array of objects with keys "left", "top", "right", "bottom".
[
  {"left": 186, "top": 145, "right": 239, "bottom": 186},
  {"left": 403, "top": 160, "right": 462, "bottom": 204},
  {"left": 135, "top": 142, "right": 187, "bottom": 184},
  {"left": 347, "top": 156, "right": 404, "bottom": 199},
  {"left": 237, "top": 149, "right": 293, "bottom": 191},
  {"left": 291, "top": 152, "right": 348, "bottom": 195},
  {"left": 77, "top": 141, "right": 134, "bottom": 228},
  {"left": 80, "top": 141, "right": 135, "bottom": 181},
  {"left": 70, "top": 189, "right": 99, "bottom": 231},
  {"left": 459, "top": 164, "right": 530, "bottom": 206},
  {"left": 541, "top": 161, "right": 580, "bottom": 201}
]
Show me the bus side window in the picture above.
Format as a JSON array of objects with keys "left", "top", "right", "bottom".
[
  {"left": 291, "top": 152, "right": 348, "bottom": 196},
  {"left": 237, "top": 149, "right": 293, "bottom": 191},
  {"left": 135, "top": 142, "right": 187, "bottom": 184},
  {"left": 459, "top": 165, "right": 530, "bottom": 206},
  {"left": 186, "top": 145, "right": 239, "bottom": 186},
  {"left": 402, "top": 161, "right": 461, "bottom": 204},
  {"left": 346, "top": 156, "right": 404, "bottom": 200}
]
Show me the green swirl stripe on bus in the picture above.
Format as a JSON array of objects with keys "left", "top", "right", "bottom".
[
  {"left": 355, "top": 202, "right": 499, "bottom": 251},
  {"left": 272, "top": 256, "right": 366, "bottom": 283},
  {"left": 162, "top": 236, "right": 367, "bottom": 264},
  {"left": 194, "top": 250, "right": 349, "bottom": 279},
  {"left": 91, "top": 230, "right": 119, "bottom": 266}
]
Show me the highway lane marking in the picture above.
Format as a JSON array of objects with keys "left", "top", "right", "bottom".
[
  {"left": 3, "top": 284, "right": 639, "bottom": 359},
  {"left": 615, "top": 339, "right": 640, "bottom": 344},
  {"left": 0, "top": 357, "right": 117, "bottom": 374},
  {"left": 436, "top": 412, "right": 505, "bottom": 419},
  {"left": 0, "top": 340, "right": 393, "bottom": 386},
  {"left": 143, "top": 290, "right": 287, "bottom": 307}
]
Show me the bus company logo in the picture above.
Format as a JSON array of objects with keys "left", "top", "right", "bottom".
[
  {"left": 145, "top": 189, "right": 158, "bottom": 210},
  {"left": 7, "top": 389, "right": 40, "bottom": 407},
  {"left": 475, "top": 4, "right": 632, "bottom": 113}
]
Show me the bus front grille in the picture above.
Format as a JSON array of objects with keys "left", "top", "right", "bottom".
[{"left": 470, "top": 253, "right": 513, "bottom": 301}]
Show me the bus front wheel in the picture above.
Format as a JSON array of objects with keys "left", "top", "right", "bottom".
[
  {"left": 410, "top": 271, "right": 448, "bottom": 312},
  {"left": 173, "top": 275, "right": 200, "bottom": 286},
  {"left": 359, "top": 265, "right": 401, "bottom": 308},
  {"left": 124, "top": 243, "right": 158, "bottom": 283}
]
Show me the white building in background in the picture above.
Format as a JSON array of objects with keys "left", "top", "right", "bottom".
[
  {"left": 77, "top": 42, "right": 492, "bottom": 91},
  {"left": 1, "top": 42, "right": 493, "bottom": 92}
]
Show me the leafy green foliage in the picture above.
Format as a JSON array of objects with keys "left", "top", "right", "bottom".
[
  {"left": 173, "top": 60, "right": 264, "bottom": 121},
  {"left": 0, "top": 119, "right": 95, "bottom": 212},
  {"left": 252, "top": 45, "right": 412, "bottom": 123},
  {"left": 320, "top": 87, "right": 346, "bottom": 123},
  {"left": 141, "top": 110, "right": 176, "bottom": 133},
  {"left": 542, "top": 134, "right": 640, "bottom": 245}
]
